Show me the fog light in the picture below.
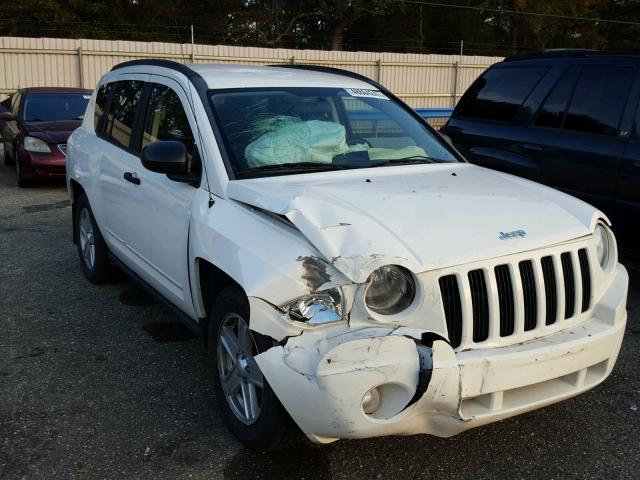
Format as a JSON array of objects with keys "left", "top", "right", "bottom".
[{"left": 361, "top": 387, "right": 382, "bottom": 414}]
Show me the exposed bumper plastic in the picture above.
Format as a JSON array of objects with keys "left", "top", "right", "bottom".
[{"left": 255, "top": 264, "right": 627, "bottom": 443}]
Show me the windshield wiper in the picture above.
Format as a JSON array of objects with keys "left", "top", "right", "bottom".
[
  {"left": 237, "top": 162, "right": 348, "bottom": 178},
  {"left": 373, "top": 155, "right": 441, "bottom": 166}
]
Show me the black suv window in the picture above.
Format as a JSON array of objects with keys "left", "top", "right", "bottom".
[
  {"left": 94, "top": 83, "right": 111, "bottom": 132},
  {"left": 104, "top": 80, "right": 144, "bottom": 150},
  {"left": 456, "top": 67, "right": 548, "bottom": 123},
  {"left": 535, "top": 67, "right": 580, "bottom": 129},
  {"left": 141, "top": 84, "right": 199, "bottom": 173},
  {"left": 564, "top": 66, "right": 636, "bottom": 136}
]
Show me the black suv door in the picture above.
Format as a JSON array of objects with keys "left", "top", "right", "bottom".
[
  {"left": 615, "top": 100, "right": 640, "bottom": 249},
  {"left": 445, "top": 57, "right": 640, "bottom": 218}
]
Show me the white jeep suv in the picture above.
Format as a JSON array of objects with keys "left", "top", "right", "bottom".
[{"left": 67, "top": 60, "right": 628, "bottom": 450}]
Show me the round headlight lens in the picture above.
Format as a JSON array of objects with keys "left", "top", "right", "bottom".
[
  {"left": 594, "top": 223, "right": 611, "bottom": 269},
  {"left": 365, "top": 265, "right": 415, "bottom": 315}
]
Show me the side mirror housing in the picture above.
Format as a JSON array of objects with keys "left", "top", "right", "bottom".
[
  {"left": 0, "top": 111, "right": 15, "bottom": 121},
  {"left": 141, "top": 140, "right": 187, "bottom": 175}
]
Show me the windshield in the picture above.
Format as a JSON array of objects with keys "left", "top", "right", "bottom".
[
  {"left": 209, "top": 87, "right": 458, "bottom": 178},
  {"left": 22, "top": 93, "right": 90, "bottom": 122}
]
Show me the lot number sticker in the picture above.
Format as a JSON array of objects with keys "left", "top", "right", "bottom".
[{"left": 344, "top": 88, "right": 388, "bottom": 100}]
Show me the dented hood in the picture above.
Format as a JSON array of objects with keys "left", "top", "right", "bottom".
[{"left": 227, "top": 163, "right": 600, "bottom": 283}]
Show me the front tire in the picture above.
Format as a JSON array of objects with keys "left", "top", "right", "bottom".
[
  {"left": 74, "top": 194, "right": 115, "bottom": 284},
  {"left": 16, "top": 158, "right": 31, "bottom": 188},
  {"left": 208, "top": 286, "right": 299, "bottom": 451}
]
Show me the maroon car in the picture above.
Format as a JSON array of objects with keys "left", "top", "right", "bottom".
[{"left": 1, "top": 87, "right": 91, "bottom": 187}]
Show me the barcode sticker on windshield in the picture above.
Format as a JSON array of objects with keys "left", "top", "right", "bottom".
[
  {"left": 344, "top": 88, "right": 388, "bottom": 100},
  {"left": 83, "top": 95, "right": 91, "bottom": 100}
]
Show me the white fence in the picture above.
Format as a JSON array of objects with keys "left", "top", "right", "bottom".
[{"left": 0, "top": 36, "right": 502, "bottom": 107}]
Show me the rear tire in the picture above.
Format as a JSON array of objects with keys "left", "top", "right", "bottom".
[
  {"left": 74, "top": 194, "right": 116, "bottom": 284},
  {"left": 208, "top": 286, "right": 300, "bottom": 451}
]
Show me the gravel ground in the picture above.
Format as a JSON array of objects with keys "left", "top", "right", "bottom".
[{"left": 1, "top": 164, "right": 639, "bottom": 480}]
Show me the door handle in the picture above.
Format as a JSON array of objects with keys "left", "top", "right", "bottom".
[
  {"left": 520, "top": 143, "right": 544, "bottom": 152},
  {"left": 123, "top": 171, "right": 140, "bottom": 185}
]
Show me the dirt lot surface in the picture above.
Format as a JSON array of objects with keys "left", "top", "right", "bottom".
[{"left": 1, "top": 165, "right": 639, "bottom": 479}]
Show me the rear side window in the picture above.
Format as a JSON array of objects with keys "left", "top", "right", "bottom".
[
  {"left": 94, "top": 83, "right": 111, "bottom": 132},
  {"left": 564, "top": 66, "right": 636, "bottom": 136},
  {"left": 535, "top": 67, "right": 580, "bottom": 129},
  {"left": 104, "top": 80, "right": 144, "bottom": 150},
  {"left": 456, "top": 67, "right": 548, "bottom": 123}
]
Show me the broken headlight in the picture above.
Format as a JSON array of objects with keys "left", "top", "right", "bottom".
[
  {"left": 283, "top": 288, "right": 344, "bottom": 326},
  {"left": 365, "top": 265, "right": 415, "bottom": 315}
]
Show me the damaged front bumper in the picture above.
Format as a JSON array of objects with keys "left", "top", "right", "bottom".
[{"left": 253, "top": 264, "right": 628, "bottom": 444}]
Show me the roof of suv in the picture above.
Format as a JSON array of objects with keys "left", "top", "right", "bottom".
[
  {"left": 112, "top": 61, "right": 377, "bottom": 90},
  {"left": 504, "top": 49, "right": 640, "bottom": 62}
]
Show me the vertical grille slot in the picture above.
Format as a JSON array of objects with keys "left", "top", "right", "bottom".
[
  {"left": 519, "top": 260, "right": 537, "bottom": 331},
  {"left": 494, "top": 265, "right": 515, "bottom": 337},
  {"left": 468, "top": 270, "right": 490, "bottom": 342},
  {"left": 561, "top": 252, "right": 576, "bottom": 319},
  {"left": 439, "top": 275, "right": 462, "bottom": 348},
  {"left": 578, "top": 249, "right": 591, "bottom": 312},
  {"left": 541, "top": 256, "right": 558, "bottom": 325}
]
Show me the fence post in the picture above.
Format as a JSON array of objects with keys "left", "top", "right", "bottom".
[
  {"left": 376, "top": 59, "right": 381, "bottom": 82},
  {"left": 451, "top": 61, "right": 459, "bottom": 107},
  {"left": 77, "top": 47, "right": 84, "bottom": 88}
]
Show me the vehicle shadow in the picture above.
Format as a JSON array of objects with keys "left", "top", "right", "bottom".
[{"left": 223, "top": 444, "right": 332, "bottom": 480}]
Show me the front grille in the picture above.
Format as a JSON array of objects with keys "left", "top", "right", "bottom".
[
  {"left": 438, "top": 246, "right": 592, "bottom": 349},
  {"left": 438, "top": 275, "right": 462, "bottom": 348},
  {"left": 468, "top": 270, "right": 490, "bottom": 342},
  {"left": 57, "top": 143, "right": 67, "bottom": 156}
]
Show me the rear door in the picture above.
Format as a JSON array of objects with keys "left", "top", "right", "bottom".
[
  {"left": 614, "top": 88, "right": 640, "bottom": 249},
  {"left": 523, "top": 60, "right": 640, "bottom": 216},
  {"left": 96, "top": 76, "right": 148, "bottom": 264}
]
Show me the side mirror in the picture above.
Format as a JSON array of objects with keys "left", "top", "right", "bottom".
[
  {"left": 0, "top": 111, "right": 15, "bottom": 121},
  {"left": 141, "top": 140, "right": 187, "bottom": 175}
]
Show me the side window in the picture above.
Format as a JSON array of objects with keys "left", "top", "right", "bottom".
[
  {"left": 455, "top": 67, "right": 548, "bottom": 123},
  {"left": 564, "top": 66, "right": 636, "bottom": 136},
  {"left": 341, "top": 95, "right": 415, "bottom": 149},
  {"left": 142, "top": 84, "right": 198, "bottom": 173},
  {"left": 535, "top": 67, "right": 580, "bottom": 129},
  {"left": 94, "top": 83, "right": 112, "bottom": 132},
  {"left": 11, "top": 91, "right": 22, "bottom": 115},
  {"left": 104, "top": 80, "right": 144, "bottom": 150}
]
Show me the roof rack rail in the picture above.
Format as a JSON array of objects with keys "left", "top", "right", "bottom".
[
  {"left": 110, "top": 59, "right": 196, "bottom": 75},
  {"left": 270, "top": 64, "right": 386, "bottom": 91}
]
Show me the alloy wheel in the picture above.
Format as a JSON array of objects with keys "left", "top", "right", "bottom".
[
  {"left": 217, "top": 313, "right": 264, "bottom": 425},
  {"left": 78, "top": 208, "right": 96, "bottom": 269}
]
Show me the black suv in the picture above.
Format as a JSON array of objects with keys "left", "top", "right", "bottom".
[{"left": 443, "top": 50, "right": 640, "bottom": 251}]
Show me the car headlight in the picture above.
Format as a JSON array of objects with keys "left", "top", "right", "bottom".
[
  {"left": 24, "top": 136, "right": 51, "bottom": 153},
  {"left": 594, "top": 222, "right": 614, "bottom": 269},
  {"left": 283, "top": 287, "right": 344, "bottom": 325},
  {"left": 365, "top": 265, "right": 415, "bottom": 315}
]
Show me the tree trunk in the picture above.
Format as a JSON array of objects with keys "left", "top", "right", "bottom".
[{"left": 330, "top": 16, "right": 354, "bottom": 51}]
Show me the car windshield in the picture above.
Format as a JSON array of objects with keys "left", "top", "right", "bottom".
[
  {"left": 22, "top": 93, "right": 90, "bottom": 122},
  {"left": 209, "top": 87, "right": 458, "bottom": 178}
]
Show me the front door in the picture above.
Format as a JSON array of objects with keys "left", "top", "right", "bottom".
[{"left": 117, "top": 77, "right": 202, "bottom": 316}]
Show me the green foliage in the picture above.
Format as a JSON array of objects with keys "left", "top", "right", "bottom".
[{"left": 1, "top": 0, "right": 640, "bottom": 55}]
